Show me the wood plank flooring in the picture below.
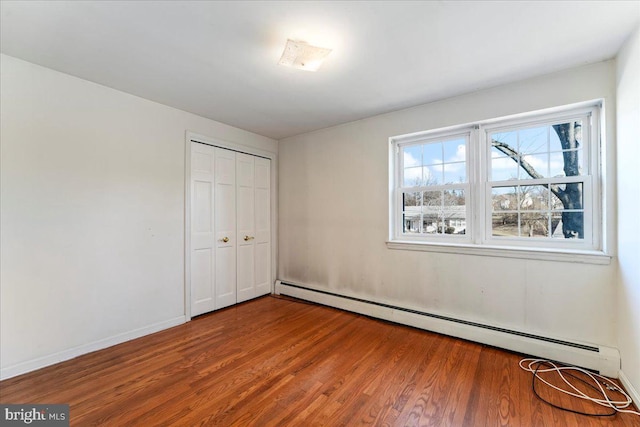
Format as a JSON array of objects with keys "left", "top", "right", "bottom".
[{"left": 1, "top": 295, "right": 638, "bottom": 426}]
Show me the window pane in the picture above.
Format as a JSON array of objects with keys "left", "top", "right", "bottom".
[
  {"left": 549, "top": 187, "right": 563, "bottom": 210},
  {"left": 422, "top": 142, "right": 443, "bottom": 165},
  {"left": 443, "top": 138, "right": 467, "bottom": 184},
  {"left": 551, "top": 213, "right": 564, "bottom": 238},
  {"left": 550, "top": 182, "right": 584, "bottom": 239},
  {"left": 491, "top": 156, "right": 519, "bottom": 181},
  {"left": 403, "top": 166, "right": 423, "bottom": 187},
  {"left": 403, "top": 145, "right": 422, "bottom": 168},
  {"left": 549, "top": 151, "right": 565, "bottom": 177},
  {"left": 443, "top": 190, "right": 466, "bottom": 234},
  {"left": 550, "top": 211, "right": 584, "bottom": 240},
  {"left": 492, "top": 213, "right": 519, "bottom": 237},
  {"left": 521, "top": 153, "right": 549, "bottom": 178},
  {"left": 549, "top": 127, "right": 562, "bottom": 152},
  {"left": 403, "top": 191, "right": 421, "bottom": 233},
  {"left": 549, "top": 150, "right": 585, "bottom": 177},
  {"left": 422, "top": 191, "right": 442, "bottom": 234},
  {"left": 443, "top": 162, "right": 466, "bottom": 184},
  {"left": 549, "top": 120, "right": 583, "bottom": 152},
  {"left": 520, "top": 212, "right": 550, "bottom": 238},
  {"left": 492, "top": 187, "right": 516, "bottom": 211},
  {"left": 443, "top": 138, "right": 466, "bottom": 162},
  {"left": 519, "top": 185, "right": 550, "bottom": 210},
  {"left": 403, "top": 210, "right": 421, "bottom": 234},
  {"left": 491, "top": 131, "right": 517, "bottom": 151},
  {"left": 423, "top": 190, "right": 442, "bottom": 209},
  {"left": 552, "top": 183, "right": 583, "bottom": 210},
  {"left": 518, "top": 126, "right": 548, "bottom": 154},
  {"left": 559, "top": 211, "right": 584, "bottom": 239},
  {"left": 425, "top": 164, "right": 443, "bottom": 185},
  {"left": 554, "top": 149, "right": 583, "bottom": 176},
  {"left": 422, "top": 213, "right": 441, "bottom": 234},
  {"left": 402, "top": 191, "right": 419, "bottom": 207}
]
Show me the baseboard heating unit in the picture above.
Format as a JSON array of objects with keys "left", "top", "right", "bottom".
[{"left": 275, "top": 280, "right": 620, "bottom": 378}]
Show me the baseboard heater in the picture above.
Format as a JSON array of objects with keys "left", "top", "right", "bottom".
[{"left": 275, "top": 280, "right": 620, "bottom": 378}]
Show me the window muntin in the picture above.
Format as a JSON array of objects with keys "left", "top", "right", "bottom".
[{"left": 391, "top": 103, "right": 601, "bottom": 252}]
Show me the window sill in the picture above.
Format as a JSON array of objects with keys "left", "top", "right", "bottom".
[{"left": 386, "top": 240, "right": 611, "bottom": 265}]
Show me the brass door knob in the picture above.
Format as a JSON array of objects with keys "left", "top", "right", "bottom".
[
  {"left": 244, "top": 235, "right": 255, "bottom": 241},
  {"left": 221, "top": 237, "right": 229, "bottom": 243}
]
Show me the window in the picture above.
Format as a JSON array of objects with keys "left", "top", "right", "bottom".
[
  {"left": 399, "top": 132, "right": 470, "bottom": 239},
  {"left": 390, "top": 103, "right": 604, "bottom": 257}
]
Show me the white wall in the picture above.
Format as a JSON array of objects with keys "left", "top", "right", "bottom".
[
  {"left": 616, "top": 27, "right": 640, "bottom": 402},
  {"left": 0, "top": 54, "right": 277, "bottom": 378},
  {"left": 279, "top": 61, "right": 618, "bottom": 350}
]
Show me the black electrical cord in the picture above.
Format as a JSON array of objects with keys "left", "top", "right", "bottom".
[{"left": 531, "top": 360, "right": 617, "bottom": 417}]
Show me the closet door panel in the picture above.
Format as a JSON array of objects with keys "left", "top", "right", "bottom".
[
  {"left": 190, "top": 144, "right": 216, "bottom": 316},
  {"left": 255, "top": 158, "right": 271, "bottom": 296},
  {"left": 214, "top": 148, "right": 236, "bottom": 309},
  {"left": 236, "top": 153, "right": 255, "bottom": 303}
]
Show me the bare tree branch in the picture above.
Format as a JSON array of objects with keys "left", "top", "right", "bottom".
[{"left": 491, "top": 139, "right": 569, "bottom": 205}]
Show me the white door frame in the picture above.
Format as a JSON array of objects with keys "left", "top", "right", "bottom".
[{"left": 184, "top": 131, "right": 278, "bottom": 320}]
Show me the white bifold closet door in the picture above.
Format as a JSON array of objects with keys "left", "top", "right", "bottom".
[
  {"left": 190, "top": 143, "right": 217, "bottom": 316},
  {"left": 253, "top": 156, "right": 271, "bottom": 297},
  {"left": 190, "top": 142, "right": 271, "bottom": 317},
  {"left": 236, "top": 153, "right": 256, "bottom": 303},
  {"left": 214, "top": 148, "right": 237, "bottom": 309}
]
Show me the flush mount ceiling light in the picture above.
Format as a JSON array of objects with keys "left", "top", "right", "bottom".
[{"left": 278, "top": 39, "right": 332, "bottom": 72}]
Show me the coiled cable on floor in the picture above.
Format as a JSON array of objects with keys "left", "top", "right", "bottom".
[{"left": 519, "top": 358, "right": 640, "bottom": 417}]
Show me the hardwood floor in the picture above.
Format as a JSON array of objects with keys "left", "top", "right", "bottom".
[{"left": 1, "top": 295, "right": 638, "bottom": 426}]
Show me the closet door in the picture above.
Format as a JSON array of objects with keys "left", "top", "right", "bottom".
[
  {"left": 214, "top": 148, "right": 237, "bottom": 309},
  {"left": 236, "top": 153, "right": 256, "bottom": 303},
  {"left": 254, "top": 157, "right": 271, "bottom": 296},
  {"left": 190, "top": 142, "right": 271, "bottom": 317},
  {"left": 190, "top": 143, "right": 216, "bottom": 316}
]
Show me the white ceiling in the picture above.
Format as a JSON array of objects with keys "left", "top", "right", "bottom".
[{"left": 1, "top": 1, "right": 639, "bottom": 140}]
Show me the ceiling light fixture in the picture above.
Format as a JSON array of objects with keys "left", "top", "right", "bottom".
[{"left": 278, "top": 39, "right": 332, "bottom": 72}]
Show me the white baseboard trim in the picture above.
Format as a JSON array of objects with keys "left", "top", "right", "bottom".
[
  {"left": 619, "top": 370, "right": 640, "bottom": 408},
  {"left": 0, "top": 315, "right": 186, "bottom": 380},
  {"left": 276, "top": 280, "right": 620, "bottom": 378}
]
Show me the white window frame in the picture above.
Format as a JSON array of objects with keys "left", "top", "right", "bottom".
[{"left": 388, "top": 102, "right": 610, "bottom": 265}]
